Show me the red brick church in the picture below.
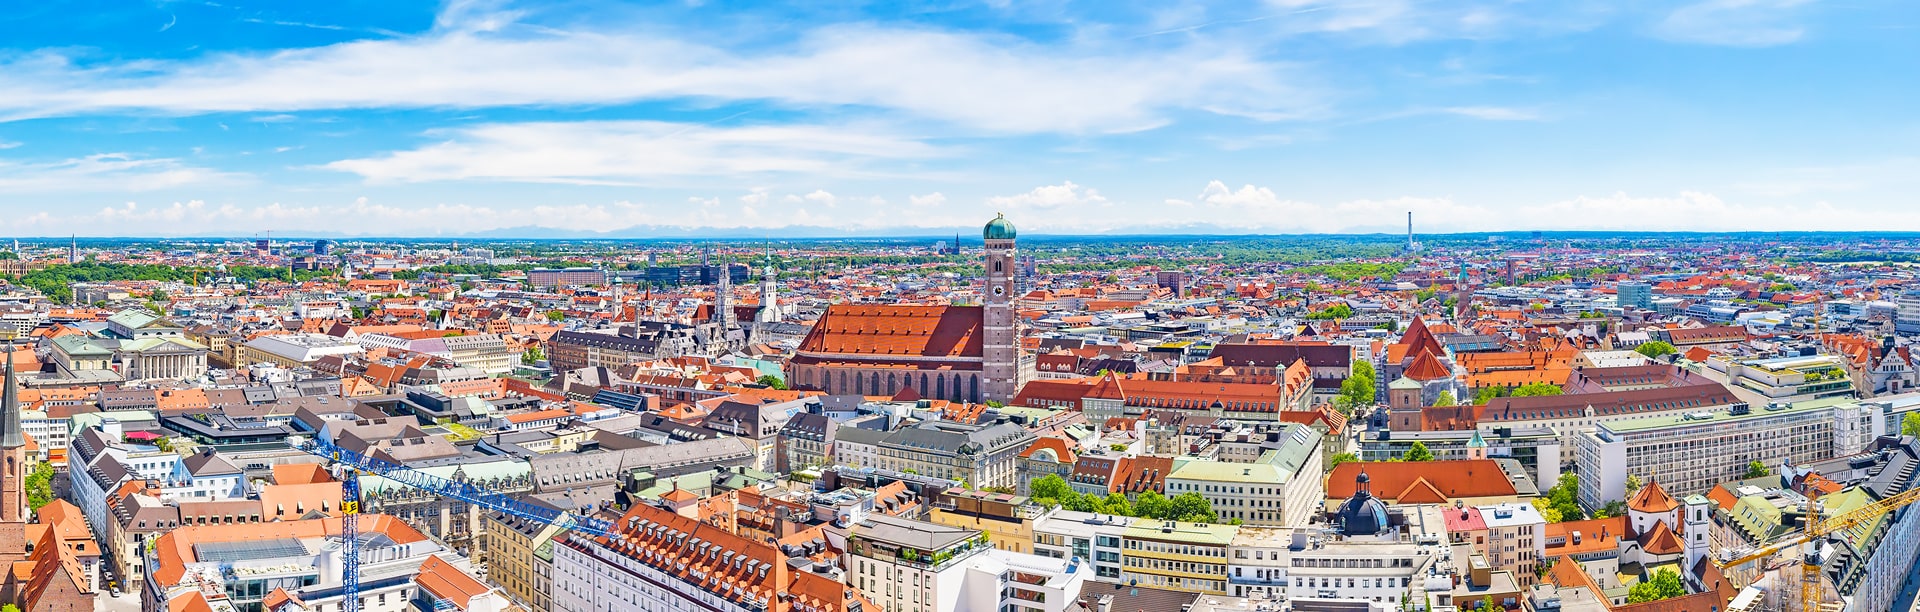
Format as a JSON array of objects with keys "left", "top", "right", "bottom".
[
  {"left": 787, "top": 214, "right": 1030, "bottom": 403},
  {"left": 0, "top": 351, "right": 97, "bottom": 612}
]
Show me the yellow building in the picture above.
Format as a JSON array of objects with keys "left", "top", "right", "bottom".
[
  {"left": 483, "top": 510, "right": 562, "bottom": 612},
  {"left": 1120, "top": 519, "right": 1238, "bottom": 594},
  {"left": 927, "top": 487, "right": 1040, "bottom": 554}
]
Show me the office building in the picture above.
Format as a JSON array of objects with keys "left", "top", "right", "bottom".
[
  {"left": 526, "top": 267, "right": 608, "bottom": 289},
  {"left": 1616, "top": 282, "right": 1653, "bottom": 310},
  {"left": 1574, "top": 397, "right": 1883, "bottom": 510}
]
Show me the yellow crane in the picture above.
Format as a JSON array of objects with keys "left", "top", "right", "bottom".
[{"left": 1716, "top": 486, "right": 1920, "bottom": 612}]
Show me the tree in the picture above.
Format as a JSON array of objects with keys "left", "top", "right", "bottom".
[
  {"left": 545, "top": 310, "right": 566, "bottom": 322},
  {"left": 1531, "top": 498, "right": 1563, "bottom": 523},
  {"left": 1434, "top": 390, "right": 1457, "bottom": 407},
  {"left": 1133, "top": 491, "right": 1173, "bottom": 521},
  {"left": 1625, "top": 474, "right": 1644, "bottom": 498},
  {"left": 1166, "top": 492, "right": 1218, "bottom": 523},
  {"left": 1595, "top": 500, "right": 1627, "bottom": 519},
  {"left": 521, "top": 346, "right": 545, "bottom": 365},
  {"left": 1744, "top": 460, "right": 1770, "bottom": 479},
  {"left": 1030, "top": 474, "right": 1074, "bottom": 504},
  {"left": 1542, "top": 472, "right": 1584, "bottom": 522},
  {"left": 755, "top": 374, "right": 788, "bottom": 390},
  {"left": 1480, "top": 595, "right": 1499, "bottom": 611},
  {"left": 1093, "top": 493, "right": 1133, "bottom": 517},
  {"left": 2, "top": 603, "right": 20, "bottom": 612},
  {"left": 1635, "top": 341, "right": 1678, "bottom": 359},
  {"left": 25, "top": 462, "right": 53, "bottom": 511},
  {"left": 1903, "top": 411, "right": 1920, "bottom": 437},
  {"left": 1510, "top": 382, "right": 1564, "bottom": 397},
  {"left": 1403, "top": 442, "right": 1435, "bottom": 462},
  {"left": 1474, "top": 386, "right": 1504, "bottom": 405},
  {"left": 1329, "top": 452, "right": 1359, "bottom": 468},
  {"left": 1627, "top": 568, "right": 1686, "bottom": 603},
  {"left": 150, "top": 289, "right": 169, "bottom": 302}
]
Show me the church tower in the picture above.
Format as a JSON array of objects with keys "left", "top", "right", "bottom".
[
  {"left": 716, "top": 257, "right": 736, "bottom": 331},
  {"left": 0, "top": 346, "right": 30, "bottom": 564},
  {"left": 756, "top": 245, "right": 780, "bottom": 324},
  {"left": 982, "top": 214, "right": 1020, "bottom": 402}
]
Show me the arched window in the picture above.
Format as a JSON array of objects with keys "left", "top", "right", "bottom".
[
  {"left": 920, "top": 373, "right": 930, "bottom": 395},
  {"left": 937, "top": 374, "right": 948, "bottom": 400},
  {"left": 970, "top": 375, "right": 981, "bottom": 403},
  {"left": 869, "top": 373, "right": 881, "bottom": 396},
  {"left": 994, "top": 261, "right": 1003, "bottom": 273}
]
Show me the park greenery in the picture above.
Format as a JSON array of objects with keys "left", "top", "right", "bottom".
[
  {"left": 1473, "top": 382, "right": 1563, "bottom": 404},
  {"left": 1401, "top": 442, "right": 1435, "bottom": 462},
  {"left": 1634, "top": 341, "right": 1678, "bottom": 359},
  {"left": 1334, "top": 360, "right": 1376, "bottom": 414},
  {"left": 1627, "top": 568, "right": 1687, "bottom": 603},
  {"left": 26, "top": 462, "right": 53, "bottom": 511},
  {"left": 1534, "top": 473, "right": 1584, "bottom": 523},
  {"left": 1029, "top": 474, "right": 1219, "bottom": 523},
  {"left": 1304, "top": 303, "right": 1355, "bottom": 320}
]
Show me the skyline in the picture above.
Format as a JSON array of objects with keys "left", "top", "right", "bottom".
[{"left": 1, "top": 0, "right": 1916, "bottom": 236}]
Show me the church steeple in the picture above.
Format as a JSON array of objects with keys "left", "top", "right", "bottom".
[{"left": 0, "top": 346, "right": 22, "bottom": 449}]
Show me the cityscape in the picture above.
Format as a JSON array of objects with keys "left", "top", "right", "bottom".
[{"left": 1, "top": 2, "right": 1917, "bottom": 612}]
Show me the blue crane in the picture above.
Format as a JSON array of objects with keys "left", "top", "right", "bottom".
[{"left": 297, "top": 437, "right": 615, "bottom": 612}]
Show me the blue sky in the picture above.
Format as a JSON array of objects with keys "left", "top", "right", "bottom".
[{"left": 0, "top": 0, "right": 1915, "bottom": 236}]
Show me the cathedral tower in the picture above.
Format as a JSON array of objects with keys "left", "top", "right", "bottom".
[
  {"left": 0, "top": 346, "right": 30, "bottom": 563},
  {"left": 982, "top": 214, "right": 1020, "bottom": 402}
]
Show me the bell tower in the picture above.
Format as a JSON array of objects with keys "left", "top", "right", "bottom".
[
  {"left": 0, "top": 344, "right": 30, "bottom": 564},
  {"left": 982, "top": 213, "right": 1019, "bottom": 402}
]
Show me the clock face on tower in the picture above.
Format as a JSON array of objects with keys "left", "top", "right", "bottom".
[{"left": 992, "top": 286, "right": 1005, "bottom": 296}]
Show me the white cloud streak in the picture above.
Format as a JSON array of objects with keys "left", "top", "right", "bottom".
[
  {"left": 0, "top": 10, "right": 1318, "bottom": 133},
  {"left": 1652, "top": 0, "right": 1812, "bottom": 47},
  {"left": 323, "top": 121, "right": 941, "bottom": 184}
]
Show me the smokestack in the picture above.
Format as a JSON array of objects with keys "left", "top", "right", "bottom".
[{"left": 1406, "top": 211, "right": 1414, "bottom": 251}]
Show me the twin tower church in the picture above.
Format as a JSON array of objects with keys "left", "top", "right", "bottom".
[{"left": 787, "top": 214, "right": 1032, "bottom": 404}]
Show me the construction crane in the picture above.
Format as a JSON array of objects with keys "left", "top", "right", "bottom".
[
  {"left": 298, "top": 437, "right": 614, "bottom": 612},
  {"left": 1716, "top": 486, "right": 1920, "bottom": 612}
]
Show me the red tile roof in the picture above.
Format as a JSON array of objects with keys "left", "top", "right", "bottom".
[
  {"left": 1325, "top": 461, "right": 1518, "bottom": 502},
  {"left": 795, "top": 304, "right": 983, "bottom": 358},
  {"left": 1404, "top": 350, "right": 1451, "bottom": 381},
  {"left": 1629, "top": 479, "right": 1679, "bottom": 515}
]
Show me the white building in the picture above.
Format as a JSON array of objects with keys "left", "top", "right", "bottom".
[
  {"left": 1163, "top": 423, "right": 1322, "bottom": 526},
  {"left": 1031, "top": 509, "right": 1132, "bottom": 582},
  {"left": 1575, "top": 397, "right": 1884, "bottom": 509}
]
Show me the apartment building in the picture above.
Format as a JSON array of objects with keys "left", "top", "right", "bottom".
[
  {"left": 867, "top": 419, "right": 1035, "bottom": 489},
  {"left": 1574, "top": 397, "right": 1883, "bottom": 510},
  {"left": 483, "top": 508, "right": 562, "bottom": 612},
  {"left": 1031, "top": 509, "right": 1132, "bottom": 581},
  {"left": 144, "top": 514, "right": 460, "bottom": 612},
  {"left": 1119, "top": 519, "right": 1237, "bottom": 594},
  {"left": 1477, "top": 503, "right": 1546, "bottom": 587},
  {"left": 526, "top": 267, "right": 608, "bottom": 289},
  {"left": 1163, "top": 423, "right": 1322, "bottom": 527},
  {"left": 844, "top": 513, "right": 993, "bottom": 612},
  {"left": 552, "top": 502, "right": 869, "bottom": 612},
  {"left": 929, "top": 487, "right": 1042, "bottom": 555}
]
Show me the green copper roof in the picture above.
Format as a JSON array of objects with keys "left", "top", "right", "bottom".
[{"left": 983, "top": 213, "right": 1016, "bottom": 240}]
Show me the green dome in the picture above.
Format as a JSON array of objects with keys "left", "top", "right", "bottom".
[{"left": 983, "top": 213, "right": 1017, "bottom": 240}]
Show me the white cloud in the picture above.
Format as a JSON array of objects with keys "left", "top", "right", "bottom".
[
  {"left": 0, "top": 141, "right": 20, "bottom": 150},
  {"left": 323, "top": 121, "right": 940, "bottom": 184},
  {"left": 0, "top": 7, "right": 1317, "bottom": 133},
  {"left": 988, "top": 181, "right": 1110, "bottom": 210},
  {"left": 803, "top": 190, "right": 838, "bottom": 207},
  {"left": 0, "top": 153, "right": 242, "bottom": 192},
  {"left": 1652, "top": 0, "right": 1810, "bottom": 47},
  {"left": 909, "top": 192, "right": 947, "bottom": 207},
  {"left": 1441, "top": 106, "right": 1539, "bottom": 121}
]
